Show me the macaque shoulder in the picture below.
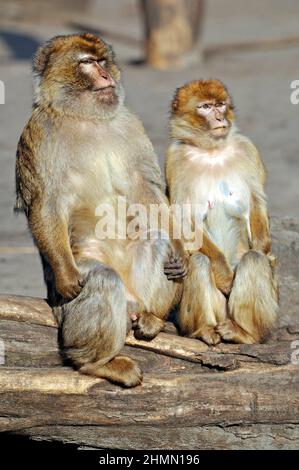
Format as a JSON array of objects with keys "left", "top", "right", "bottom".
[
  {"left": 15, "top": 113, "right": 46, "bottom": 212},
  {"left": 234, "top": 134, "right": 266, "bottom": 186}
]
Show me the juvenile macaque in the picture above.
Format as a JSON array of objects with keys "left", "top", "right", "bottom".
[
  {"left": 166, "top": 79, "right": 278, "bottom": 345},
  {"left": 15, "top": 33, "right": 186, "bottom": 387}
]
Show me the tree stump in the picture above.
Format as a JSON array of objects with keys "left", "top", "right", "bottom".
[
  {"left": 0, "top": 217, "right": 298, "bottom": 449},
  {"left": 140, "top": 0, "right": 204, "bottom": 69}
]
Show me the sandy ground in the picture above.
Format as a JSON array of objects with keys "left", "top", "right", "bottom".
[{"left": 0, "top": 0, "right": 298, "bottom": 297}]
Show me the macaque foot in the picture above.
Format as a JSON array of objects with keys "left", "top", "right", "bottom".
[
  {"left": 216, "top": 320, "right": 255, "bottom": 344},
  {"left": 133, "top": 312, "right": 164, "bottom": 341},
  {"left": 192, "top": 325, "right": 221, "bottom": 346},
  {"left": 80, "top": 355, "right": 143, "bottom": 388}
]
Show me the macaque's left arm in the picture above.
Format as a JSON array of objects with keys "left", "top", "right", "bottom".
[
  {"left": 244, "top": 141, "right": 272, "bottom": 255},
  {"left": 250, "top": 193, "right": 271, "bottom": 254}
]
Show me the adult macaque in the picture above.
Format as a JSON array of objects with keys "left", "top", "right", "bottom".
[
  {"left": 15, "top": 34, "right": 186, "bottom": 387},
  {"left": 166, "top": 79, "right": 278, "bottom": 345}
]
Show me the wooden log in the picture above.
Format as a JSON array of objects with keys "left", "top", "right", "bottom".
[
  {"left": 0, "top": 293, "right": 298, "bottom": 449},
  {"left": 1, "top": 294, "right": 296, "bottom": 369},
  {"left": 140, "top": 0, "right": 204, "bottom": 69}
]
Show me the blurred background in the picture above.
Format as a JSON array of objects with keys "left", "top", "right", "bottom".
[{"left": 0, "top": 0, "right": 298, "bottom": 297}]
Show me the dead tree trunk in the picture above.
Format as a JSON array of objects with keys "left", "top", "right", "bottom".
[{"left": 140, "top": 0, "right": 205, "bottom": 69}]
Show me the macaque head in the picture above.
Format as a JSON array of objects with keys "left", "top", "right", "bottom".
[
  {"left": 171, "top": 80, "right": 235, "bottom": 140},
  {"left": 33, "top": 33, "right": 124, "bottom": 119}
]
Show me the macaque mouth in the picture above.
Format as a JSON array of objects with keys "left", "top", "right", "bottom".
[{"left": 92, "top": 85, "right": 115, "bottom": 93}]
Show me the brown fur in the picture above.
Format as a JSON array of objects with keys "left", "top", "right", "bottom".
[
  {"left": 15, "top": 34, "right": 186, "bottom": 386},
  {"left": 166, "top": 79, "right": 278, "bottom": 344}
]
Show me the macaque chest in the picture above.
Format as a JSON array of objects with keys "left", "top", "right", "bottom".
[
  {"left": 195, "top": 170, "right": 251, "bottom": 267},
  {"left": 64, "top": 142, "right": 130, "bottom": 211}
]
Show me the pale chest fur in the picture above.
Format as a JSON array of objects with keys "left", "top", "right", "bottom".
[
  {"left": 43, "top": 118, "right": 135, "bottom": 214},
  {"left": 180, "top": 144, "right": 253, "bottom": 266}
]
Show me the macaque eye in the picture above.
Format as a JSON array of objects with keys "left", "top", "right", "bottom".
[
  {"left": 216, "top": 102, "right": 226, "bottom": 108},
  {"left": 79, "top": 58, "right": 94, "bottom": 65},
  {"left": 198, "top": 103, "right": 211, "bottom": 110}
]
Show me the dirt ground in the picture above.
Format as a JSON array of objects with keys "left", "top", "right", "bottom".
[{"left": 0, "top": 0, "right": 298, "bottom": 297}]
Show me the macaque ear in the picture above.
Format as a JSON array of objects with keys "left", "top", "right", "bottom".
[
  {"left": 172, "top": 94, "right": 180, "bottom": 113},
  {"left": 33, "top": 43, "right": 53, "bottom": 76},
  {"left": 172, "top": 99, "right": 178, "bottom": 112}
]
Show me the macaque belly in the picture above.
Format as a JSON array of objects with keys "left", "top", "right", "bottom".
[{"left": 197, "top": 177, "right": 251, "bottom": 268}]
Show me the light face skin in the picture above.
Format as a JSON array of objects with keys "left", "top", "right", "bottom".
[
  {"left": 197, "top": 100, "right": 230, "bottom": 137},
  {"left": 78, "top": 54, "right": 117, "bottom": 104}
]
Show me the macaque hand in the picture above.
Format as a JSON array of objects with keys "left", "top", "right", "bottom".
[
  {"left": 164, "top": 240, "right": 188, "bottom": 281},
  {"left": 55, "top": 265, "right": 85, "bottom": 300}
]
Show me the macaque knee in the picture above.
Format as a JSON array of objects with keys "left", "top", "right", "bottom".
[
  {"left": 239, "top": 249, "right": 269, "bottom": 268},
  {"left": 188, "top": 252, "right": 211, "bottom": 275},
  {"left": 227, "top": 250, "right": 279, "bottom": 343},
  {"left": 128, "top": 236, "right": 178, "bottom": 318},
  {"left": 61, "top": 264, "right": 127, "bottom": 368}
]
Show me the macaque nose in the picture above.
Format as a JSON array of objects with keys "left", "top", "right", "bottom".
[
  {"left": 99, "top": 67, "right": 109, "bottom": 80},
  {"left": 215, "top": 109, "right": 223, "bottom": 121},
  {"left": 98, "top": 65, "right": 115, "bottom": 87}
]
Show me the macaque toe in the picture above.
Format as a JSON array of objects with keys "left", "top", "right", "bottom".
[
  {"left": 80, "top": 356, "right": 143, "bottom": 388},
  {"left": 115, "top": 356, "right": 143, "bottom": 388},
  {"left": 192, "top": 326, "right": 221, "bottom": 346},
  {"left": 130, "top": 313, "right": 138, "bottom": 322},
  {"left": 217, "top": 320, "right": 256, "bottom": 344},
  {"left": 216, "top": 320, "right": 235, "bottom": 340},
  {"left": 133, "top": 312, "right": 164, "bottom": 341}
]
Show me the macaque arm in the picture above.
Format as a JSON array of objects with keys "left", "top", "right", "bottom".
[
  {"left": 250, "top": 193, "right": 271, "bottom": 254},
  {"left": 241, "top": 139, "right": 271, "bottom": 254},
  {"left": 199, "top": 232, "right": 234, "bottom": 295},
  {"left": 28, "top": 201, "right": 83, "bottom": 299},
  {"left": 16, "top": 128, "right": 82, "bottom": 300}
]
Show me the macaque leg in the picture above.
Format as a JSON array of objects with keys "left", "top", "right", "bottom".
[
  {"left": 126, "top": 238, "right": 178, "bottom": 340},
  {"left": 217, "top": 251, "right": 278, "bottom": 344},
  {"left": 179, "top": 253, "right": 227, "bottom": 346},
  {"left": 60, "top": 258, "right": 142, "bottom": 387}
]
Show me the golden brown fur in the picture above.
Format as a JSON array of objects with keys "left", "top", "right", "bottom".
[
  {"left": 15, "top": 34, "right": 186, "bottom": 386},
  {"left": 166, "top": 79, "right": 278, "bottom": 345}
]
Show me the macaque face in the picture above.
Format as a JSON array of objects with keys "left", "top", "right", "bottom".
[
  {"left": 77, "top": 53, "right": 117, "bottom": 105},
  {"left": 34, "top": 34, "right": 122, "bottom": 111},
  {"left": 196, "top": 99, "right": 230, "bottom": 137},
  {"left": 172, "top": 79, "right": 234, "bottom": 140}
]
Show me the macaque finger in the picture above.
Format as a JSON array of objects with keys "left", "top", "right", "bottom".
[{"left": 164, "top": 267, "right": 188, "bottom": 280}]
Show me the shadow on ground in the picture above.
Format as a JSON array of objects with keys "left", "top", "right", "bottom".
[{"left": 0, "top": 31, "right": 40, "bottom": 60}]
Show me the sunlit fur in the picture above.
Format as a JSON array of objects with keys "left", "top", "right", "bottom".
[{"left": 166, "top": 79, "right": 278, "bottom": 345}]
